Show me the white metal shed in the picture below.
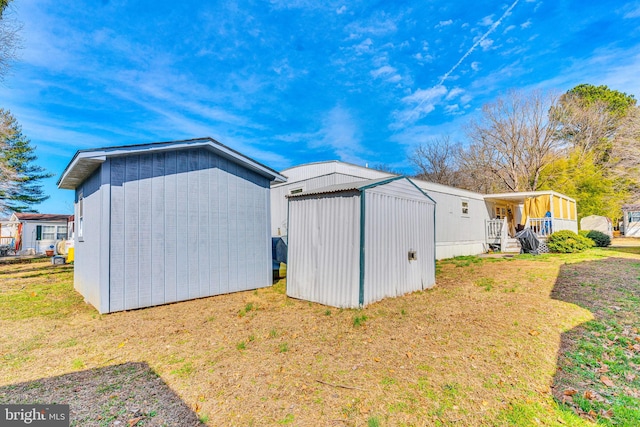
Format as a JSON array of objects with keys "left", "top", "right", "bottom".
[{"left": 286, "top": 176, "right": 436, "bottom": 308}]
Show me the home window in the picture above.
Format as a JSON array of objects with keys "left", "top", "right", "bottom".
[
  {"left": 290, "top": 188, "right": 303, "bottom": 195},
  {"left": 56, "top": 226, "right": 68, "bottom": 240},
  {"left": 629, "top": 211, "right": 640, "bottom": 223},
  {"left": 461, "top": 200, "right": 469, "bottom": 216},
  {"left": 78, "top": 189, "right": 84, "bottom": 241},
  {"left": 40, "top": 225, "right": 55, "bottom": 240}
]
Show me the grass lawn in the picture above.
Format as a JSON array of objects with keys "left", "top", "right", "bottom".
[{"left": 1, "top": 246, "right": 639, "bottom": 426}]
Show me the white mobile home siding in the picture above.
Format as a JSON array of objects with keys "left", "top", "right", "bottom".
[
  {"left": 414, "top": 181, "right": 489, "bottom": 260},
  {"left": 72, "top": 146, "right": 274, "bottom": 313}
]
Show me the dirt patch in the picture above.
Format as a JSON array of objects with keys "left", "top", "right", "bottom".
[
  {"left": 1, "top": 248, "right": 640, "bottom": 426},
  {"left": 0, "top": 362, "right": 200, "bottom": 426}
]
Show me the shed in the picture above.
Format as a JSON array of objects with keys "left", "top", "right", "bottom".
[
  {"left": 57, "top": 137, "right": 286, "bottom": 313},
  {"left": 580, "top": 215, "right": 613, "bottom": 238},
  {"left": 286, "top": 176, "right": 436, "bottom": 308}
]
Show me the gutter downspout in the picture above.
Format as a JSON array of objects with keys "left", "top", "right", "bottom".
[{"left": 358, "top": 188, "right": 366, "bottom": 308}]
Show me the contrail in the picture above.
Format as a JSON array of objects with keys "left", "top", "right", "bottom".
[
  {"left": 406, "top": 0, "right": 520, "bottom": 123},
  {"left": 438, "top": 0, "right": 520, "bottom": 86}
]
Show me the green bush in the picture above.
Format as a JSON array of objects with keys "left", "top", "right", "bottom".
[
  {"left": 547, "top": 230, "right": 594, "bottom": 253},
  {"left": 578, "top": 230, "right": 590, "bottom": 238},
  {"left": 586, "top": 230, "right": 611, "bottom": 247}
]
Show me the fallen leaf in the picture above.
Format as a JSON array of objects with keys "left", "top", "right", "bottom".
[
  {"left": 529, "top": 330, "right": 540, "bottom": 336},
  {"left": 600, "top": 376, "right": 615, "bottom": 387},
  {"left": 128, "top": 418, "right": 143, "bottom": 427},
  {"left": 374, "top": 357, "right": 380, "bottom": 362},
  {"left": 563, "top": 389, "right": 578, "bottom": 396},
  {"left": 562, "top": 395, "right": 573, "bottom": 404},
  {"left": 583, "top": 390, "right": 594, "bottom": 400},
  {"left": 626, "top": 373, "right": 637, "bottom": 382},
  {"left": 406, "top": 352, "right": 412, "bottom": 359},
  {"left": 633, "top": 344, "right": 640, "bottom": 352},
  {"left": 597, "top": 365, "right": 609, "bottom": 373},
  {"left": 194, "top": 402, "right": 201, "bottom": 412},
  {"left": 600, "top": 409, "right": 614, "bottom": 419}
]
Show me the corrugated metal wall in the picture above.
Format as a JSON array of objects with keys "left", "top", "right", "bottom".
[
  {"left": 363, "top": 180, "right": 436, "bottom": 306},
  {"left": 286, "top": 192, "right": 361, "bottom": 308},
  {"left": 287, "top": 178, "right": 436, "bottom": 308},
  {"left": 108, "top": 147, "right": 271, "bottom": 312}
]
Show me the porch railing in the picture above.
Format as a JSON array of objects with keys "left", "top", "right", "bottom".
[
  {"left": 486, "top": 219, "right": 504, "bottom": 242},
  {"left": 526, "top": 217, "right": 553, "bottom": 238}
]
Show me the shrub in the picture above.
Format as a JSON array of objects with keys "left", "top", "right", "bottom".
[
  {"left": 586, "top": 230, "right": 611, "bottom": 247},
  {"left": 547, "top": 230, "right": 594, "bottom": 253},
  {"left": 578, "top": 230, "right": 590, "bottom": 238}
]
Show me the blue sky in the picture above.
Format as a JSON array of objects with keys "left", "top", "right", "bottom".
[{"left": 2, "top": 0, "right": 640, "bottom": 214}]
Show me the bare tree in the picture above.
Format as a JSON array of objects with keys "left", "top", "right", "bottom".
[
  {"left": 460, "top": 90, "right": 562, "bottom": 192},
  {"left": 409, "top": 136, "right": 461, "bottom": 186},
  {"left": 0, "top": 0, "right": 21, "bottom": 82}
]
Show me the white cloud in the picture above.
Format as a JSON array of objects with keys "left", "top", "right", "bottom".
[
  {"left": 354, "top": 38, "right": 374, "bottom": 54},
  {"left": 392, "top": 85, "right": 448, "bottom": 126},
  {"left": 414, "top": 52, "right": 434, "bottom": 63},
  {"left": 371, "top": 65, "right": 397, "bottom": 78},
  {"left": 480, "top": 38, "right": 494, "bottom": 50},
  {"left": 470, "top": 61, "right": 481, "bottom": 71},
  {"left": 445, "top": 87, "right": 464, "bottom": 100},
  {"left": 444, "top": 104, "right": 461, "bottom": 114},
  {"left": 504, "top": 24, "right": 516, "bottom": 33},
  {"left": 436, "top": 19, "right": 453, "bottom": 28},
  {"left": 336, "top": 5, "right": 347, "bottom": 14},
  {"left": 479, "top": 15, "right": 494, "bottom": 26},
  {"left": 312, "top": 106, "right": 364, "bottom": 163},
  {"left": 521, "top": 20, "right": 532, "bottom": 29}
]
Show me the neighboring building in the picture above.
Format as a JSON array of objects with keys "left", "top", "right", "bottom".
[
  {"left": 622, "top": 204, "right": 640, "bottom": 237},
  {"left": 8, "top": 213, "right": 71, "bottom": 254},
  {"left": 57, "top": 138, "right": 286, "bottom": 314},
  {"left": 580, "top": 215, "right": 613, "bottom": 238},
  {"left": 272, "top": 161, "right": 579, "bottom": 258},
  {"left": 286, "top": 176, "right": 436, "bottom": 308}
]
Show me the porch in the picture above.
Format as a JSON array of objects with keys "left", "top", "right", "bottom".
[{"left": 484, "top": 191, "right": 578, "bottom": 253}]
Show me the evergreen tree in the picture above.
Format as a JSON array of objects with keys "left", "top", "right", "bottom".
[{"left": 0, "top": 109, "right": 53, "bottom": 213}]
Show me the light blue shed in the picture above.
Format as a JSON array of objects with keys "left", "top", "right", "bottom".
[
  {"left": 286, "top": 176, "right": 436, "bottom": 308},
  {"left": 58, "top": 138, "right": 286, "bottom": 313}
]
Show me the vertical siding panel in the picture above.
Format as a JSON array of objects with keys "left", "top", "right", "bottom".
[
  {"left": 209, "top": 154, "right": 220, "bottom": 296},
  {"left": 164, "top": 151, "right": 178, "bottom": 303},
  {"left": 151, "top": 153, "right": 166, "bottom": 305},
  {"left": 218, "top": 158, "right": 230, "bottom": 293},
  {"left": 124, "top": 156, "right": 140, "bottom": 309},
  {"left": 227, "top": 162, "right": 239, "bottom": 292},
  {"left": 198, "top": 149, "right": 210, "bottom": 298},
  {"left": 187, "top": 149, "right": 200, "bottom": 299},
  {"left": 109, "top": 157, "right": 126, "bottom": 312},
  {"left": 176, "top": 151, "right": 189, "bottom": 301},
  {"left": 138, "top": 154, "right": 153, "bottom": 308}
]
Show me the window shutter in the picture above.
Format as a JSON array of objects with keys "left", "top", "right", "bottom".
[{"left": 36, "top": 225, "right": 42, "bottom": 240}]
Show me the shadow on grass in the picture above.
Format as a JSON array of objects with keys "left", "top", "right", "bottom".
[
  {"left": 0, "top": 362, "right": 202, "bottom": 426},
  {"left": 550, "top": 257, "right": 640, "bottom": 425}
]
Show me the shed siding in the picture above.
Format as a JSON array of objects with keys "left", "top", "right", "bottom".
[
  {"left": 107, "top": 147, "right": 271, "bottom": 312},
  {"left": 363, "top": 182, "right": 436, "bottom": 305},
  {"left": 287, "top": 192, "right": 361, "bottom": 308},
  {"left": 74, "top": 168, "right": 104, "bottom": 311}
]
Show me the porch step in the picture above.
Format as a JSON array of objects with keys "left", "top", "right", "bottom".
[{"left": 502, "top": 238, "right": 521, "bottom": 253}]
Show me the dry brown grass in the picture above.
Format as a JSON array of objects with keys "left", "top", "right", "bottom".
[{"left": 1, "top": 248, "right": 639, "bottom": 426}]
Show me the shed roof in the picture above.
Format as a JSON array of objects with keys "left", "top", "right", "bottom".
[
  {"left": 623, "top": 204, "right": 640, "bottom": 211},
  {"left": 57, "top": 137, "right": 287, "bottom": 190},
  {"left": 287, "top": 176, "right": 435, "bottom": 204}
]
